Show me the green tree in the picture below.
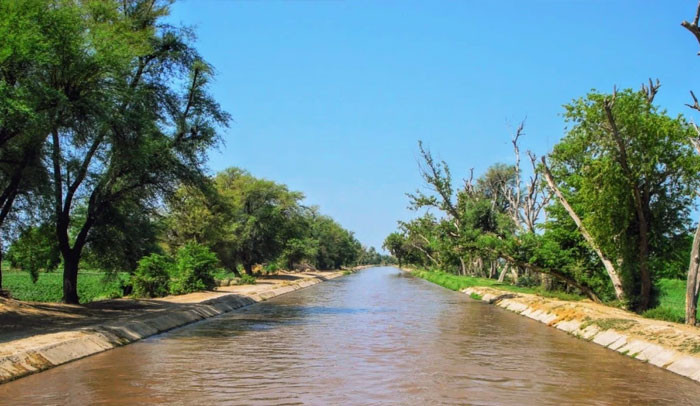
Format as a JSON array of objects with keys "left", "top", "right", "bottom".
[
  {"left": 311, "top": 214, "right": 361, "bottom": 269},
  {"left": 38, "top": 1, "right": 229, "bottom": 303},
  {"left": 168, "top": 242, "right": 219, "bottom": 295},
  {"left": 382, "top": 233, "right": 407, "bottom": 267},
  {"left": 544, "top": 86, "right": 700, "bottom": 309},
  {"left": 281, "top": 237, "right": 318, "bottom": 271},
  {"left": 6, "top": 223, "right": 60, "bottom": 282},
  {"left": 0, "top": 0, "right": 65, "bottom": 291},
  {"left": 11, "top": 0, "right": 228, "bottom": 303},
  {"left": 213, "top": 168, "right": 305, "bottom": 275}
]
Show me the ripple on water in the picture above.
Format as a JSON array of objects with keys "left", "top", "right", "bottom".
[{"left": 1, "top": 267, "right": 700, "bottom": 405}]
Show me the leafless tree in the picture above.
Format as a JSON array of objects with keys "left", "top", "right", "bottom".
[{"left": 681, "top": 2, "right": 700, "bottom": 324}]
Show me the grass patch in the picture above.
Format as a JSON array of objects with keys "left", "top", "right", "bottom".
[
  {"left": 469, "top": 292, "right": 483, "bottom": 301},
  {"left": 680, "top": 338, "right": 700, "bottom": 354},
  {"left": 413, "top": 270, "right": 584, "bottom": 301},
  {"left": 3, "top": 270, "right": 129, "bottom": 303},
  {"left": 641, "top": 278, "right": 695, "bottom": 324},
  {"left": 581, "top": 318, "right": 637, "bottom": 331}
]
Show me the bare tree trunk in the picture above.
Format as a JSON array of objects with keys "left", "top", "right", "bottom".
[
  {"left": 683, "top": 130, "right": 700, "bottom": 325},
  {"left": 497, "top": 252, "right": 601, "bottom": 302},
  {"left": 637, "top": 221, "right": 652, "bottom": 309},
  {"left": 542, "top": 156, "right": 627, "bottom": 303},
  {"left": 687, "top": 219, "right": 700, "bottom": 325},
  {"left": 541, "top": 274, "right": 553, "bottom": 291},
  {"left": 62, "top": 251, "right": 80, "bottom": 304},
  {"left": 475, "top": 257, "right": 484, "bottom": 277},
  {"left": 459, "top": 257, "right": 467, "bottom": 276},
  {"left": 510, "top": 267, "right": 519, "bottom": 284},
  {"left": 498, "top": 265, "right": 508, "bottom": 283}
]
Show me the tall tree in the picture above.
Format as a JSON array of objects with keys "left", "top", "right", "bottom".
[
  {"left": 0, "top": 0, "right": 65, "bottom": 290},
  {"left": 383, "top": 232, "right": 408, "bottom": 268},
  {"left": 214, "top": 168, "right": 305, "bottom": 275},
  {"left": 680, "top": 2, "right": 700, "bottom": 324},
  {"left": 543, "top": 86, "right": 699, "bottom": 310},
  {"left": 43, "top": 0, "right": 228, "bottom": 303}
]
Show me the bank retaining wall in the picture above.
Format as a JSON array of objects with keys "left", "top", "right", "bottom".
[
  {"left": 0, "top": 272, "right": 345, "bottom": 384},
  {"left": 462, "top": 286, "right": 700, "bottom": 384}
]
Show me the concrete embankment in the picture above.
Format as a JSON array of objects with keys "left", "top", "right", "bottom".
[
  {"left": 0, "top": 270, "right": 350, "bottom": 384},
  {"left": 462, "top": 286, "right": 700, "bottom": 383}
]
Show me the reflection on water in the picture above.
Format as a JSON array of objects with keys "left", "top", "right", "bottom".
[{"left": 2, "top": 267, "right": 700, "bottom": 405}]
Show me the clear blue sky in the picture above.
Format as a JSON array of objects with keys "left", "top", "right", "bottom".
[{"left": 168, "top": 1, "right": 700, "bottom": 252}]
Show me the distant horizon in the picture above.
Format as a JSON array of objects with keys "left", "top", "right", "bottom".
[{"left": 168, "top": 1, "right": 700, "bottom": 251}]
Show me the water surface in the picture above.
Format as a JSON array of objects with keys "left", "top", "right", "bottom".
[{"left": 2, "top": 267, "right": 699, "bottom": 405}]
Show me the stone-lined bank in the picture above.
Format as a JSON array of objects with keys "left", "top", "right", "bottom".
[
  {"left": 0, "top": 270, "right": 352, "bottom": 384},
  {"left": 462, "top": 285, "right": 700, "bottom": 383}
]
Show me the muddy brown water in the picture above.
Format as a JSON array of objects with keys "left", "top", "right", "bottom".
[{"left": 2, "top": 267, "right": 700, "bottom": 405}]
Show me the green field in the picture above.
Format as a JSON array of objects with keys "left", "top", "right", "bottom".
[
  {"left": 3, "top": 270, "right": 129, "bottom": 303},
  {"left": 641, "top": 278, "right": 695, "bottom": 323},
  {"left": 413, "top": 269, "right": 695, "bottom": 324}
]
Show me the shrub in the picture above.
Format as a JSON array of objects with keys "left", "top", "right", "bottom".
[
  {"left": 131, "top": 254, "right": 172, "bottom": 298},
  {"left": 236, "top": 273, "right": 256, "bottom": 285},
  {"left": 168, "top": 243, "right": 219, "bottom": 295},
  {"left": 642, "top": 306, "right": 684, "bottom": 324}
]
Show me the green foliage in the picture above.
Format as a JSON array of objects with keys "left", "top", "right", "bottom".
[
  {"left": 642, "top": 278, "right": 697, "bottom": 323},
  {"left": 163, "top": 168, "right": 361, "bottom": 274},
  {"left": 168, "top": 243, "right": 219, "bottom": 295},
  {"left": 3, "top": 270, "right": 128, "bottom": 303},
  {"left": 549, "top": 88, "right": 700, "bottom": 305},
  {"left": 0, "top": 0, "right": 229, "bottom": 303},
  {"left": 391, "top": 85, "right": 700, "bottom": 311},
  {"left": 356, "top": 245, "right": 393, "bottom": 266},
  {"left": 131, "top": 254, "right": 172, "bottom": 298},
  {"left": 237, "top": 273, "right": 256, "bottom": 285},
  {"left": 311, "top": 214, "right": 361, "bottom": 269},
  {"left": 281, "top": 237, "right": 318, "bottom": 270},
  {"left": 383, "top": 232, "right": 408, "bottom": 266},
  {"left": 414, "top": 269, "right": 585, "bottom": 301},
  {"left": 6, "top": 224, "right": 59, "bottom": 282}
]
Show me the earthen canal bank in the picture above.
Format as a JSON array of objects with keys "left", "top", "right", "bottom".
[
  {"left": 0, "top": 269, "right": 356, "bottom": 384},
  {"left": 454, "top": 283, "right": 700, "bottom": 383}
]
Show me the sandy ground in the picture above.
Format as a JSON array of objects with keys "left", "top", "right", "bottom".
[{"left": 0, "top": 271, "right": 338, "bottom": 348}]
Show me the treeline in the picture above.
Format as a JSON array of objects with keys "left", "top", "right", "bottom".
[
  {"left": 161, "top": 167, "right": 365, "bottom": 275},
  {"left": 0, "top": 0, "right": 368, "bottom": 304},
  {"left": 385, "top": 5, "right": 700, "bottom": 325}
]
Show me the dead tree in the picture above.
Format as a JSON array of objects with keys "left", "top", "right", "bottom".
[
  {"left": 685, "top": 125, "right": 700, "bottom": 326},
  {"left": 682, "top": 2, "right": 700, "bottom": 54},
  {"left": 540, "top": 156, "right": 627, "bottom": 303},
  {"left": 680, "top": 2, "right": 700, "bottom": 324},
  {"left": 497, "top": 122, "right": 551, "bottom": 283},
  {"left": 501, "top": 122, "right": 551, "bottom": 233}
]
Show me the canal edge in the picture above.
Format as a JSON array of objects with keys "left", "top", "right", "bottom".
[
  {"left": 458, "top": 286, "right": 700, "bottom": 384},
  {"left": 0, "top": 269, "right": 358, "bottom": 385}
]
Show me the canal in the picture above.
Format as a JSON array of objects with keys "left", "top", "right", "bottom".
[{"left": 2, "top": 267, "right": 699, "bottom": 405}]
